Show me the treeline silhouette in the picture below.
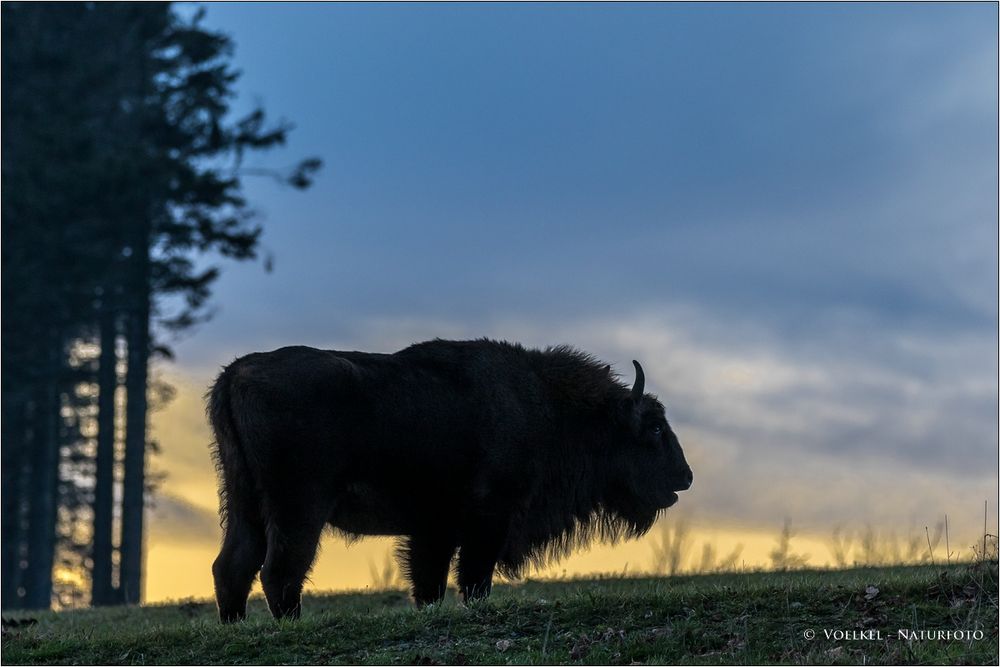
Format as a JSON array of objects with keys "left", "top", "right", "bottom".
[
  {"left": 1, "top": 3, "right": 319, "bottom": 610},
  {"left": 646, "top": 516, "right": 997, "bottom": 577},
  {"left": 365, "top": 514, "right": 999, "bottom": 590}
]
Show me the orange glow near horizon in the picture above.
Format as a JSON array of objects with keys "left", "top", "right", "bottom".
[
  {"left": 145, "top": 518, "right": 840, "bottom": 605},
  {"left": 142, "top": 369, "right": 990, "bottom": 605}
]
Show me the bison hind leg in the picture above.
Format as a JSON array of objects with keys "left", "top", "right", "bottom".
[
  {"left": 400, "top": 532, "right": 457, "bottom": 608},
  {"left": 260, "top": 516, "right": 326, "bottom": 620},
  {"left": 213, "top": 506, "right": 266, "bottom": 623}
]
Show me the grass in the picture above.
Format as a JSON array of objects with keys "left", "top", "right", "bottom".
[{"left": 2, "top": 563, "right": 997, "bottom": 665}]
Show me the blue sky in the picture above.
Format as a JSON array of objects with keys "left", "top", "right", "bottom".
[
  {"left": 154, "top": 3, "right": 997, "bottom": 571},
  {"left": 178, "top": 3, "right": 997, "bottom": 343}
]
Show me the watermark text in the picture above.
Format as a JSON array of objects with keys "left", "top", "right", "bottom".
[{"left": 803, "top": 628, "right": 985, "bottom": 641}]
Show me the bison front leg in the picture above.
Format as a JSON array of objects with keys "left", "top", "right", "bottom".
[
  {"left": 457, "top": 515, "right": 510, "bottom": 603},
  {"left": 401, "top": 532, "right": 457, "bottom": 608}
]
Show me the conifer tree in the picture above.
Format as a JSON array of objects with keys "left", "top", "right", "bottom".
[{"left": 1, "top": 2, "right": 320, "bottom": 608}]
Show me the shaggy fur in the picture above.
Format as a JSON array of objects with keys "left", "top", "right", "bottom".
[{"left": 208, "top": 338, "right": 692, "bottom": 622}]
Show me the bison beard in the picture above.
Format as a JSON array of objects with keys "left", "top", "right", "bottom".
[{"left": 208, "top": 339, "right": 692, "bottom": 622}]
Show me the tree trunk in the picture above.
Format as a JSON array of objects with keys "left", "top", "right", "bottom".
[
  {"left": 1, "top": 392, "right": 29, "bottom": 609},
  {"left": 119, "top": 240, "right": 150, "bottom": 605},
  {"left": 91, "top": 307, "right": 118, "bottom": 605},
  {"left": 23, "top": 332, "right": 62, "bottom": 609}
]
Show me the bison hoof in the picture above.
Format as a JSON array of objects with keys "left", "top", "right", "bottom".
[{"left": 219, "top": 609, "right": 247, "bottom": 624}]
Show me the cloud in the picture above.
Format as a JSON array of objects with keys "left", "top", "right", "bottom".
[
  {"left": 313, "top": 307, "right": 997, "bottom": 536},
  {"left": 156, "top": 3, "right": 996, "bottom": 545},
  {"left": 148, "top": 301, "right": 997, "bottom": 594},
  {"left": 148, "top": 492, "right": 221, "bottom": 546}
]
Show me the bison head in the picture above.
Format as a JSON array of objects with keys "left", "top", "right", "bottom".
[{"left": 602, "top": 360, "right": 692, "bottom": 530}]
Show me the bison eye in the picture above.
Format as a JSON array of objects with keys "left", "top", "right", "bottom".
[{"left": 651, "top": 425, "right": 663, "bottom": 436}]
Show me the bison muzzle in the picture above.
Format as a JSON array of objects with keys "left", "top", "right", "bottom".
[{"left": 208, "top": 338, "right": 692, "bottom": 622}]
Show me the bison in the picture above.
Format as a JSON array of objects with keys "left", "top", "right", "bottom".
[{"left": 208, "top": 338, "right": 692, "bottom": 622}]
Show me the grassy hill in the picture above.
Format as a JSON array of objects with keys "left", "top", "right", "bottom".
[{"left": 2, "top": 563, "right": 996, "bottom": 665}]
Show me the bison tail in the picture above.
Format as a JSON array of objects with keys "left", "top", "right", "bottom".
[{"left": 207, "top": 366, "right": 265, "bottom": 532}]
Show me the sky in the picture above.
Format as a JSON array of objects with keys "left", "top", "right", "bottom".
[{"left": 144, "top": 3, "right": 998, "bottom": 603}]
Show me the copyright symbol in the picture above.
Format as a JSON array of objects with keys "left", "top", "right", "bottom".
[{"left": 803, "top": 629, "right": 816, "bottom": 640}]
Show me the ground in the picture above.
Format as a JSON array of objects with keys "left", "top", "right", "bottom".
[{"left": 2, "top": 563, "right": 997, "bottom": 665}]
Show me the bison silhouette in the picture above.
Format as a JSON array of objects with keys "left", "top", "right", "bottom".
[{"left": 208, "top": 338, "right": 692, "bottom": 622}]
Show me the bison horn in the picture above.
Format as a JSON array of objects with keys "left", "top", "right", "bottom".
[{"left": 631, "top": 360, "right": 645, "bottom": 402}]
